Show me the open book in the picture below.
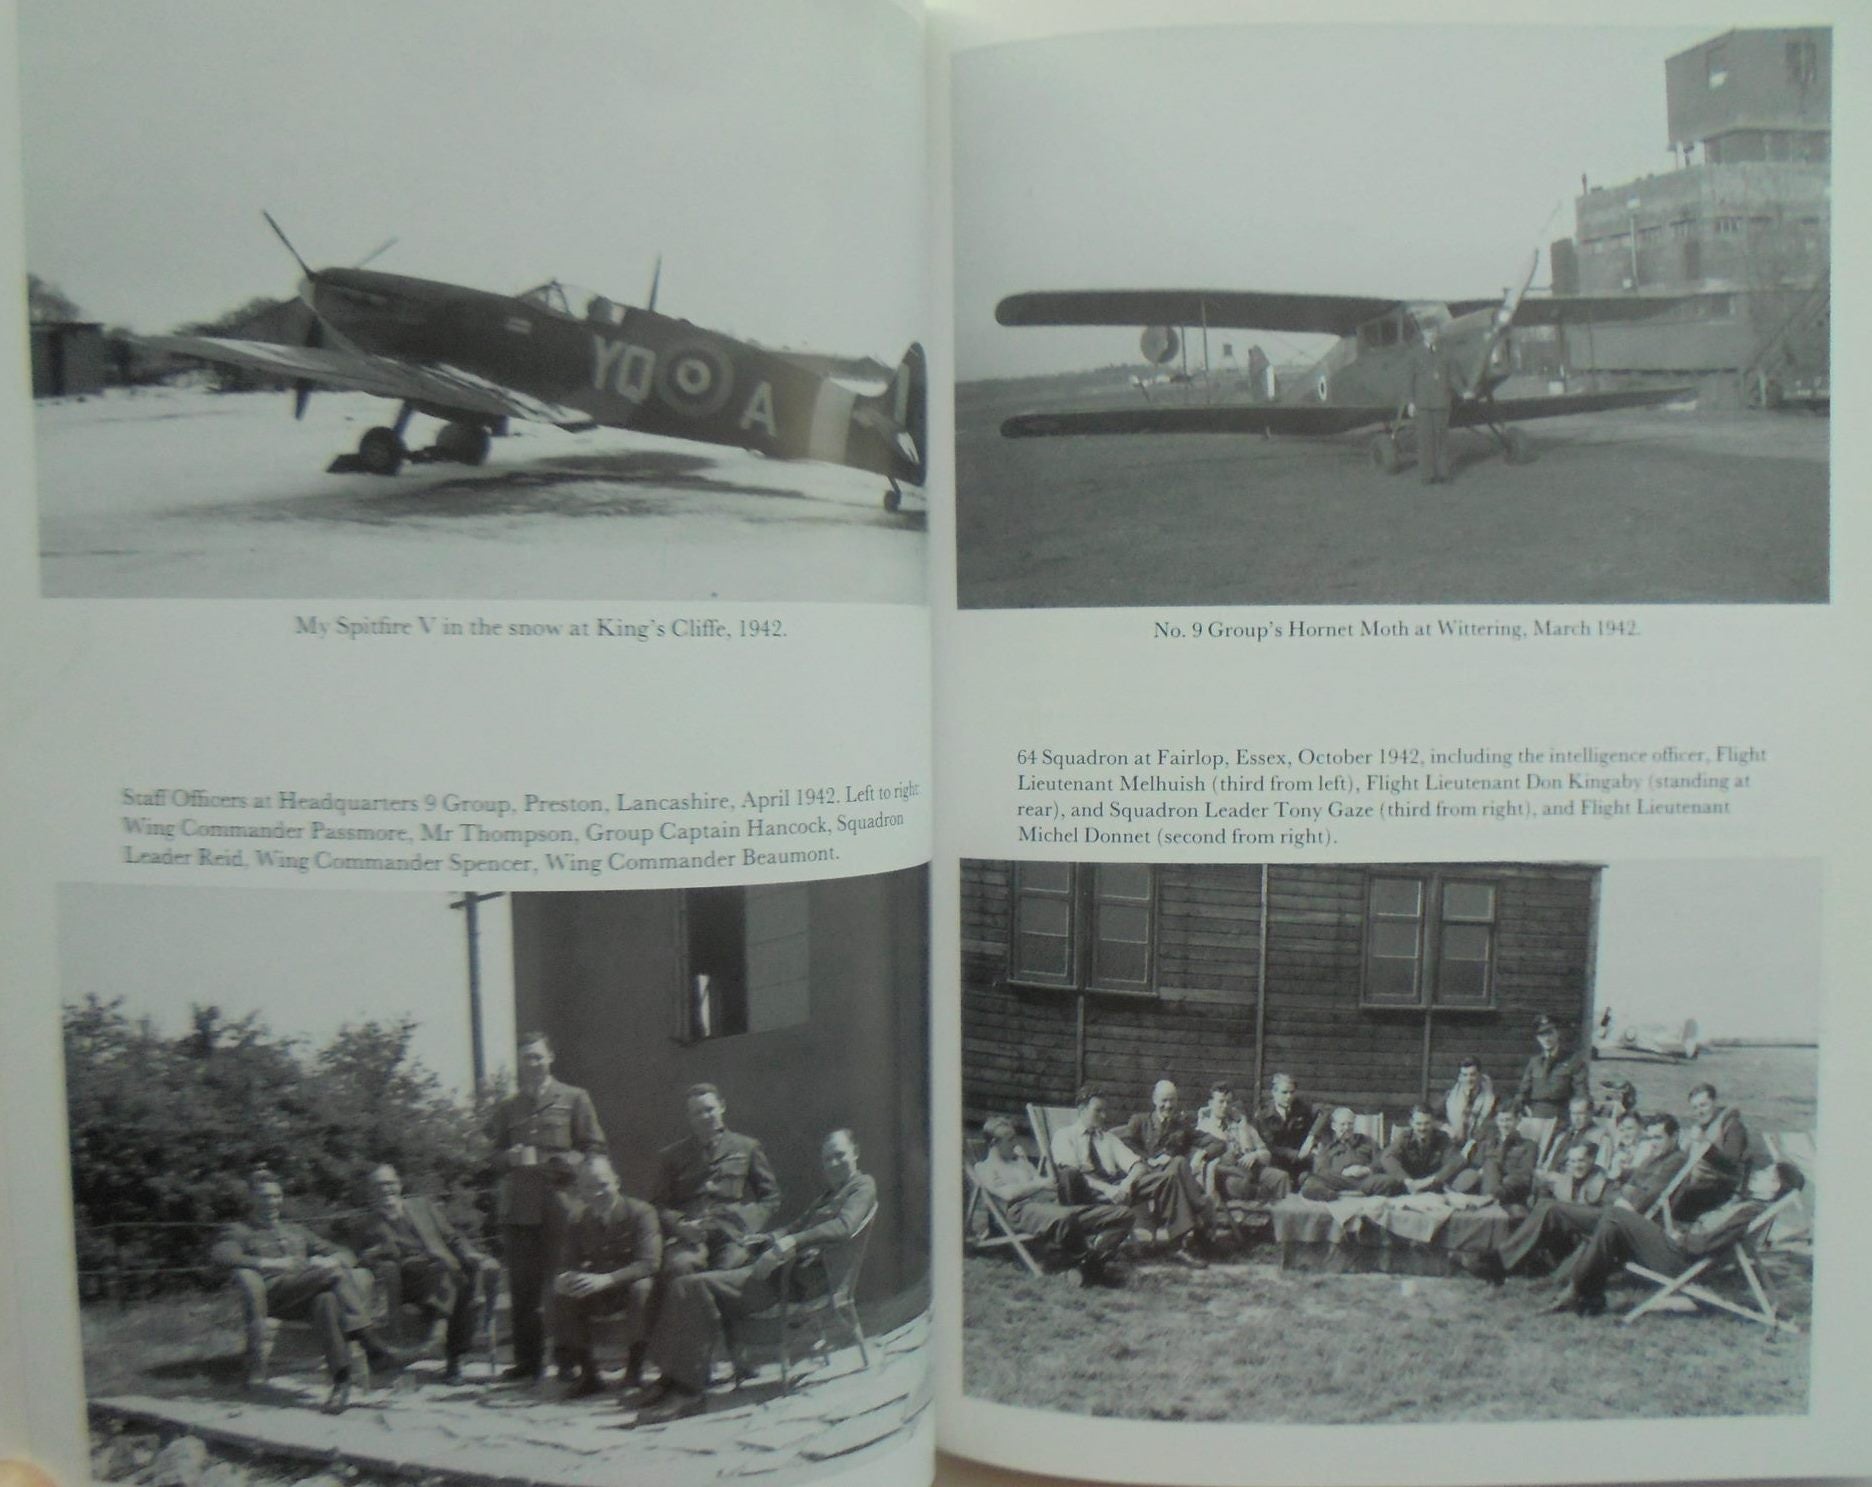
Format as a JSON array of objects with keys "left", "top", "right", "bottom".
[{"left": 1, "top": 4, "right": 1864, "bottom": 1487}]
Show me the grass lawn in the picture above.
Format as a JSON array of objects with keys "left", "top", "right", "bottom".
[
  {"left": 963, "top": 1045, "right": 1817, "bottom": 1424},
  {"left": 962, "top": 1248, "right": 1811, "bottom": 1424}
]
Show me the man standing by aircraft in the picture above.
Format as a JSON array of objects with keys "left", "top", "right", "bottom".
[{"left": 1410, "top": 325, "right": 1454, "bottom": 484}]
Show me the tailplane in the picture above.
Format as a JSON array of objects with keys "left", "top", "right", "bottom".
[{"left": 852, "top": 341, "right": 927, "bottom": 487}]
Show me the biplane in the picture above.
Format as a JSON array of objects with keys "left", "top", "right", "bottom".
[
  {"left": 146, "top": 217, "right": 927, "bottom": 509},
  {"left": 994, "top": 255, "right": 1692, "bottom": 471}
]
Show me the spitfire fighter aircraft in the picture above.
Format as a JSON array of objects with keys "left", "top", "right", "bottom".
[
  {"left": 148, "top": 218, "right": 927, "bottom": 509},
  {"left": 994, "top": 255, "right": 1690, "bottom": 471},
  {"left": 1592, "top": 1006, "right": 1704, "bottom": 1063}
]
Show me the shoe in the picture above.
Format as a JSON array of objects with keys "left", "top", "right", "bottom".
[
  {"left": 634, "top": 1389, "right": 707, "bottom": 1425},
  {"left": 566, "top": 1369, "right": 607, "bottom": 1399},
  {"left": 441, "top": 1360, "right": 466, "bottom": 1386},
  {"left": 1576, "top": 1293, "right": 1607, "bottom": 1318},
  {"left": 1169, "top": 1245, "right": 1208, "bottom": 1271},
  {"left": 1466, "top": 1251, "right": 1506, "bottom": 1287},
  {"left": 322, "top": 1373, "right": 353, "bottom": 1415},
  {"left": 501, "top": 1363, "right": 543, "bottom": 1384}
]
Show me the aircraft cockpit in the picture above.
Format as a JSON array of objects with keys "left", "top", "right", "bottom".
[
  {"left": 1355, "top": 302, "right": 1452, "bottom": 352},
  {"left": 516, "top": 281, "right": 627, "bottom": 325}
]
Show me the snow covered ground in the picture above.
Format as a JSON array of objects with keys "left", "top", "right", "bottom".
[{"left": 35, "top": 388, "right": 928, "bottom": 601}]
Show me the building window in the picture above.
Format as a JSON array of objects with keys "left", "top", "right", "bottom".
[
  {"left": 1009, "top": 862, "right": 1154, "bottom": 995},
  {"left": 1362, "top": 874, "right": 1497, "bottom": 1009},
  {"left": 679, "top": 883, "right": 810, "bottom": 1041}
]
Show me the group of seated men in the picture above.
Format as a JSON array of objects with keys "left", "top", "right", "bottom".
[
  {"left": 974, "top": 1019, "right": 1804, "bottom": 1314},
  {"left": 213, "top": 1031, "right": 876, "bottom": 1421}
]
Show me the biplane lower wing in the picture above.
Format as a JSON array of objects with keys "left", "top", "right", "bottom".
[
  {"left": 143, "top": 335, "right": 593, "bottom": 428},
  {"left": 1002, "top": 385, "right": 1692, "bottom": 440}
]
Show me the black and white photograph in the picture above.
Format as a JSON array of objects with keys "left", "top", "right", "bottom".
[
  {"left": 960, "top": 859, "right": 1817, "bottom": 1423},
  {"left": 953, "top": 25, "right": 1830, "bottom": 608},
  {"left": 58, "top": 870, "right": 931, "bottom": 1487},
  {"left": 22, "top": 0, "right": 929, "bottom": 602}
]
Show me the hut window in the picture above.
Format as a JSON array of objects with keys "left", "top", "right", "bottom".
[
  {"left": 678, "top": 882, "right": 810, "bottom": 1041},
  {"left": 1009, "top": 863, "right": 1155, "bottom": 995},
  {"left": 1362, "top": 874, "right": 1497, "bottom": 1009}
]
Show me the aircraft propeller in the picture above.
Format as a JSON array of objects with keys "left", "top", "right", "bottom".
[
  {"left": 1464, "top": 249, "right": 1539, "bottom": 398},
  {"left": 646, "top": 253, "right": 662, "bottom": 314}
]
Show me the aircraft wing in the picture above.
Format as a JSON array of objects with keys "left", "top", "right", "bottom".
[
  {"left": 1509, "top": 294, "right": 1697, "bottom": 327},
  {"left": 142, "top": 335, "right": 592, "bottom": 427},
  {"left": 1451, "top": 386, "right": 1694, "bottom": 425},
  {"left": 1003, "top": 404, "right": 1390, "bottom": 438},
  {"left": 998, "top": 290, "right": 1401, "bottom": 338}
]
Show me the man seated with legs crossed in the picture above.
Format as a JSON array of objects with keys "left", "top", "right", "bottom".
[
  {"left": 1052, "top": 1085, "right": 1212, "bottom": 1268},
  {"left": 635, "top": 1129, "right": 875, "bottom": 1423},
  {"left": 351, "top": 1163, "right": 499, "bottom": 1385},
  {"left": 1299, "top": 1107, "right": 1387, "bottom": 1200},
  {"left": 974, "top": 1116, "right": 1132, "bottom": 1282}
]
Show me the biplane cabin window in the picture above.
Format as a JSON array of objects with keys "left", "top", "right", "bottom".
[
  {"left": 679, "top": 882, "right": 810, "bottom": 1041},
  {"left": 1009, "top": 862, "right": 1154, "bottom": 996},
  {"left": 1362, "top": 873, "right": 1498, "bottom": 1009}
]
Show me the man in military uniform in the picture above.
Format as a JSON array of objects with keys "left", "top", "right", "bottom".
[
  {"left": 488, "top": 1031, "right": 608, "bottom": 1381},
  {"left": 635, "top": 1129, "right": 877, "bottom": 1424},
  {"left": 1254, "top": 1073, "right": 1323, "bottom": 1184},
  {"left": 351, "top": 1164, "right": 498, "bottom": 1385},
  {"left": 1671, "top": 1083, "right": 1751, "bottom": 1221},
  {"left": 654, "top": 1083, "right": 782, "bottom": 1276},
  {"left": 551, "top": 1155, "right": 661, "bottom": 1397},
  {"left": 1373, "top": 1105, "right": 1465, "bottom": 1195},
  {"left": 1299, "top": 1107, "right": 1385, "bottom": 1200},
  {"left": 1514, "top": 1014, "right": 1587, "bottom": 1121},
  {"left": 211, "top": 1168, "right": 395, "bottom": 1414},
  {"left": 1449, "top": 1103, "right": 1537, "bottom": 1205},
  {"left": 1409, "top": 324, "right": 1455, "bottom": 484}
]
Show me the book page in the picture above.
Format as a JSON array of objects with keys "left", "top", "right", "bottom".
[
  {"left": 928, "top": 2, "right": 1869, "bottom": 1483},
  {"left": 0, "top": 4, "right": 936, "bottom": 1487}
]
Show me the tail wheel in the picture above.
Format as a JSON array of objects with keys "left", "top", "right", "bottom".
[
  {"left": 436, "top": 421, "right": 491, "bottom": 466},
  {"left": 883, "top": 482, "right": 903, "bottom": 513},
  {"left": 358, "top": 427, "right": 406, "bottom": 477},
  {"left": 1505, "top": 428, "right": 1535, "bottom": 465}
]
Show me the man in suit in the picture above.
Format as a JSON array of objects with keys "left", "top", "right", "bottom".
[
  {"left": 488, "top": 1031, "right": 608, "bottom": 1381},
  {"left": 1672, "top": 1083, "right": 1750, "bottom": 1221},
  {"left": 1514, "top": 1014, "right": 1587, "bottom": 1120},
  {"left": 1537, "top": 1094, "right": 1604, "bottom": 1176},
  {"left": 973, "top": 1116, "right": 1132, "bottom": 1282},
  {"left": 1449, "top": 1104, "right": 1537, "bottom": 1205},
  {"left": 352, "top": 1164, "right": 498, "bottom": 1385},
  {"left": 634, "top": 1129, "right": 877, "bottom": 1423},
  {"left": 1299, "top": 1107, "right": 1386, "bottom": 1200},
  {"left": 1548, "top": 1161, "right": 1801, "bottom": 1316},
  {"left": 1051, "top": 1086, "right": 1209, "bottom": 1267},
  {"left": 211, "top": 1168, "right": 398, "bottom": 1414},
  {"left": 1372, "top": 1105, "right": 1464, "bottom": 1196},
  {"left": 1255, "top": 1073, "right": 1323, "bottom": 1184},
  {"left": 551, "top": 1155, "right": 662, "bottom": 1397}
]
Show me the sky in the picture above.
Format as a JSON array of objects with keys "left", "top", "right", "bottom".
[
  {"left": 17, "top": 0, "right": 924, "bottom": 355},
  {"left": 954, "top": 23, "right": 1717, "bottom": 378},
  {"left": 1594, "top": 859, "right": 1820, "bottom": 1044},
  {"left": 57, "top": 884, "right": 517, "bottom": 1096}
]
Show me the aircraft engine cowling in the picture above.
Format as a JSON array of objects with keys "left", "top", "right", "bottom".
[{"left": 1140, "top": 325, "right": 1180, "bottom": 364}]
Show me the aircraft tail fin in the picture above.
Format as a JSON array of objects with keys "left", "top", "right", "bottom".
[{"left": 849, "top": 341, "right": 926, "bottom": 486}]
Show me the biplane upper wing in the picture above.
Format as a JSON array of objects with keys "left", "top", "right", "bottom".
[
  {"left": 1003, "top": 404, "right": 1390, "bottom": 438},
  {"left": 142, "top": 335, "right": 593, "bottom": 428},
  {"left": 997, "top": 290, "right": 1403, "bottom": 338}
]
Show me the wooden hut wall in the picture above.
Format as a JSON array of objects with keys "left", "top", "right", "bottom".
[{"left": 962, "top": 860, "right": 1599, "bottom": 1126}]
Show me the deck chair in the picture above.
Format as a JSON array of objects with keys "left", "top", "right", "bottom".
[
  {"left": 731, "top": 1201, "right": 879, "bottom": 1394},
  {"left": 964, "top": 1159, "right": 1045, "bottom": 1278},
  {"left": 1353, "top": 1111, "right": 1387, "bottom": 1148},
  {"left": 1026, "top": 1103, "right": 1079, "bottom": 1193},
  {"left": 1619, "top": 1190, "right": 1807, "bottom": 1334}
]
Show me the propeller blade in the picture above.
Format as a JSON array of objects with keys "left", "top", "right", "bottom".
[
  {"left": 262, "top": 210, "right": 314, "bottom": 280},
  {"left": 646, "top": 253, "right": 662, "bottom": 314},
  {"left": 354, "top": 236, "right": 398, "bottom": 270}
]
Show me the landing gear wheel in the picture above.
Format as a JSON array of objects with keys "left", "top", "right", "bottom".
[
  {"left": 883, "top": 481, "right": 903, "bottom": 513},
  {"left": 358, "top": 426, "right": 406, "bottom": 477},
  {"left": 1369, "top": 434, "right": 1403, "bottom": 475},
  {"left": 436, "top": 421, "right": 491, "bottom": 466},
  {"left": 1504, "top": 428, "right": 1534, "bottom": 465}
]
